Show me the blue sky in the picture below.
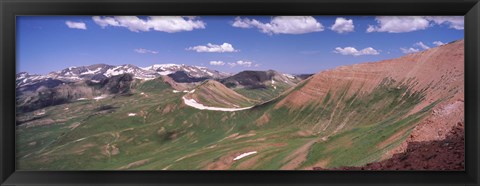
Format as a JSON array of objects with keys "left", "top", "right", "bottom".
[{"left": 17, "top": 16, "right": 464, "bottom": 75}]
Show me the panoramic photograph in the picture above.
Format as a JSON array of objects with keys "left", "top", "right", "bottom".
[{"left": 16, "top": 16, "right": 464, "bottom": 170}]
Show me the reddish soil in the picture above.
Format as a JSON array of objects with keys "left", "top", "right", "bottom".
[
  {"left": 314, "top": 122, "right": 464, "bottom": 171},
  {"left": 384, "top": 94, "right": 464, "bottom": 160},
  {"left": 273, "top": 40, "right": 465, "bottom": 171},
  {"left": 281, "top": 139, "right": 318, "bottom": 170},
  {"left": 118, "top": 159, "right": 151, "bottom": 170},
  {"left": 255, "top": 113, "right": 271, "bottom": 126},
  {"left": 276, "top": 40, "right": 464, "bottom": 112},
  {"left": 185, "top": 80, "right": 254, "bottom": 108}
]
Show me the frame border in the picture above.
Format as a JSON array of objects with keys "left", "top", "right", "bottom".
[{"left": 1, "top": 0, "right": 479, "bottom": 185}]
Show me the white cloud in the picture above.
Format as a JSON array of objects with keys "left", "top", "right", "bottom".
[
  {"left": 366, "top": 16, "right": 430, "bottom": 33},
  {"left": 65, "top": 21, "right": 87, "bottom": 30},
  {"left": 228, "top": 60, "right": 254, "bottom": 67},
  {"left": 148, "top": 16, "right": 206, "bottom": 32},
  {"left": 232, "top": 16, "right": 324, "bottom": 35},
  {"left": 366, "top": 25, "right": 376, "bottom": 33},
  {"left": 209, "top": 61, "right": 225, "bottom": 66},
  {"left": 367, "top": 16, "right": 464, "bottom": 33},
  {"left": 433, "top": 41, "right": 445, "bottom": 46},
  {"left": 92, "top": 16, "right": 205, "bottom": 33},
  {"left": 334, "top": 47, "right": 380, "bottom": 56},
  {"left": 330, "top": 17, "right": 354, "bottom": 33},
  {"left": 414, "top": 42, "right": 430, "bottom": 50},
  {"left": 92, "top": 16, "right": 120, "bottom": 27},
  {"left": 400, "top": 41, "right": 431, "bottom": 54},
  {"left": 232, "top": 17, "right": 252, "bottom": 28},
  {"left": 187, "top": 43, "right": 238, "bottom": 53},
  {"left": 400, "top": 47, "right": 420, "bottom": 54},
  {"left": 209, "top": 60, "right": 257, "bottom": 67},
  {"left": 425, "top": 16, "right": 464, "bottom": 30},
  {"left": 113, "top": 16, "right": 150, "bottom": 32},
  {"left": 134, "top": 48, "right": 158, "bottom": 54}
]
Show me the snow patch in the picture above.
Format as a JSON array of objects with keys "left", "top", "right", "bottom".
[
  {"left": 158, "top": 71, "right": 173, "bottom": 75},
  {"left": 64, "top": 76, "right": 82, "bottom": 80},
  {"left": 233, "top": 151, "right": 257, "bottom": 161},
  {"left": 93, "top": 95, "right": 107, "bottom": 100},
  {"left": 134, "top": 77, "right": 156, "bottom": 81},
  {"left": 80, "top": 67, "right": 102, "bottom": 75},
  {"left": 104, "top": 66, "right": 123, "bottom": 77},
  {"left": 173, "top": 90, "right": 180, "bottom": 93},
  {"left": 77, "top": 98, "right": 88, "bottom": 101},
  {"left": 182, "top": 97, "right": 253, "bottom": 112},
  {"left": 128, "top": 113, "right": 137, "bottom": 116},
  {"left": 283, "top": 74, "right": 295, "bottom": 79},
  {"left": 142, "top": 64, "right": 179, "bottom": 71}
]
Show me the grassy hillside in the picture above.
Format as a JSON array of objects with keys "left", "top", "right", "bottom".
[
  {"left": 184, "top": 80, "right": 256, "bottom": 108},
  {"left": 16, "top": 40, "right": 464, "bottom": 170},
  {"left": 16, "top": 76, "right": 442, "bottom": 170}
]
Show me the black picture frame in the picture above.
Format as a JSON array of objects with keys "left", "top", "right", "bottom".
[{"left": 1, "top": 0, "right": 479, "bottom": 185}]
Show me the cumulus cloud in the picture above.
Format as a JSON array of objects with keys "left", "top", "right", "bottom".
[
  {"left": 330, "top": 17, "right": 354, "bottom": 33},
  {"left": 433, "top": 41, "right": 445, "bottom": 46},
  {"left": 232, "top": 17, "right": 252, "bottom": 28},
  {"left": 209, "top": 61, "right": 225, "bottom": 66},
  {"left": 134, "top": 48, "right": 158, "bottom": 54},
  {"left": 414, "top": 42, "right": 430, "bottom": 50},
  {"left": 425, "top": 16, "right": 464, "bottom": 30},
  {"left": 334, "top": 47, "right": 380, "bottom": 56},
  {"left": 228, "top": 60, "right": 254, "bottom": 67},
  {"left": 92, "top": 16, "right": 205, "bottom": 33},
  {"left": 366, "top": 16, "right": 430, "bottom": 33},
  {"left": 187, "top": 43, "right": 238, "bottom": 53},
  {"left": 92, "top": 16, "right": 120, "bottom": 27},
  {"left": 400, "top": 47, "right": 420, "bottom": 54},
  {"left": 400, "top": 41, "right": 432, "bottom": 54},
  {"left": 209, "top": 60, "right": 257, "bottom": 67},
  {"left": 232, "top": 16, "right": 324, "bottom": 35},
  {"left": 367, "top": 16, "right": 464, "bottom": 33},
  {"left": 65, "top": 21, "right": 87, "bottom": 30}
]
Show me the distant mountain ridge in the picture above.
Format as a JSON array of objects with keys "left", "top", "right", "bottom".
[
  {"left": 221, "top": 70, "right": 300, "bottom": 89},
  {"left": 16, "top": 63, "right": 230, "bottom": 88},
  {"left": 15, "top": 63, "right": 304, "bottom": 112}
]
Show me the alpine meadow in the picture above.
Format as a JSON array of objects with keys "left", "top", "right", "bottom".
[{"left": 16, "top": 16, "right": 464, "bottom": 170}]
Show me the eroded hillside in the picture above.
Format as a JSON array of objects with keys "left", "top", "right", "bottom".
[{"left": 16, "top": 40, "right": 464, "bottom": 170}]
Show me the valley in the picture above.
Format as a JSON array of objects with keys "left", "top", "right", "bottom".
[{"left": 15, "top": 40, "right": 464, "bottom": 170}]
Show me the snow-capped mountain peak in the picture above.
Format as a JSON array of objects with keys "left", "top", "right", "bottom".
[{"left": 16, "top": 63, "right": 230, "bottom": 88}]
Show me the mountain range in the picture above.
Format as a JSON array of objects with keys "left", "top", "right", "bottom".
[
  {"left": 15, "top": 40, "right": 464, "bottom": 170},
  {"left": 16, "top": 63, "right": 306, "bottom": 113},
  {"left": 16, "top": 63, "right": 230, "bottom": 88}
]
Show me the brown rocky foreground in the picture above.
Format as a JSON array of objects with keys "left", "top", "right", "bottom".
[{"left": 313, "top": 121, "right": 464, "bottom": 171}]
